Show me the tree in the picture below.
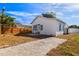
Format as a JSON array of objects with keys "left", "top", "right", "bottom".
[
  {"left": 0, "top": 8, "right": 5, "bottom": 34},
  {"left": 42, "top": 12, "right": 56, "bottom": 18},
  {"left": 0, "top": 8, "right": 15, "bottom": 34},
  {"left": 69, "top": 25, "right": 79, "bottom": 29}
]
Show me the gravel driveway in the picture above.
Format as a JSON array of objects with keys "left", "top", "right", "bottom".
[{"left": 0, "top": 37, "right": 66, "bottom": 56}]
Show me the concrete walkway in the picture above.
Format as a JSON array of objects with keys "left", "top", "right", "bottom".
[{"left": 0, "top": 37, "right": 66, "bottom": 56}]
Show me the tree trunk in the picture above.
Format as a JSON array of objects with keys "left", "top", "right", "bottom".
[{"left": 1, "top": 24, "right": 4, "bottom": 34}]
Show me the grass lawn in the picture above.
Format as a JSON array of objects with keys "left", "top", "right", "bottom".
[
  {"left": 47, "top": 33, "right": 79, "bottom": 56},
  {"left": 0, "top": 34, "right": 36, "bottom": 48}
]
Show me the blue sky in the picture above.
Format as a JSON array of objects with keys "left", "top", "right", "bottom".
[{"left": 0, "top": 3, "right": 79, "bottom": 25}]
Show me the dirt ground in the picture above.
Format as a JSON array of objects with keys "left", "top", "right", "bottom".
[
  {"left": 0, "top": 34, "right": 36, "bottom": 48},
  {"left": 0, "top": 32, "right": 53, "bottom": 49}
]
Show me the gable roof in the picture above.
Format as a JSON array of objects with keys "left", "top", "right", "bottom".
[
  {"left": 31, "top": 16, "right": 39, "bottom": 24},
  {"left": 31, "top": 16, "right": 66, "bottom": 24}
]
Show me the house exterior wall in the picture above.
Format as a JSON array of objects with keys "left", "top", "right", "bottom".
[
  {"left": 32, "top": 16, "right": 66, "bottom": 36},
  {"left": 56, "top": 23, "right": 67, "bottom": 36},
  {"left": 68, "top": 28, "right": 79, "bottom": 34}
]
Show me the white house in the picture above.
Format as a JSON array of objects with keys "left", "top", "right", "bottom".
[
  {"left": 68, "top": 28, "right": 79, "bottom": 34},
  {"left": 31, "top": 16, "right": 68, "bottom": 36}
]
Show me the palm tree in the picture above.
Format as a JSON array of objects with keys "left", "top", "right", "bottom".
[{"left": 0, "top": 8, "right": 15, "bottom": 34}]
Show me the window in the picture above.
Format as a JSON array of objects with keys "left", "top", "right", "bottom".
[
  {"left": 41, "top": 25, "right": 43, "bottom": 30},
  {"left": 62, "top": 25, "right": 64, "bottom": 31},
  {"left": 37, "top": 24, "right": 43, "bottom": 30},
  {"left": 33, "top": 25, "right": 37, "bottom": 31},
  {"left": 33, "top": 24, "right": 43, "bottom": 31},
  {"left": 59, "top": 24, "right": 61, "bottom": 31},
  {"left": 59, "top": 23, "right": 65, "bottom": 31}
]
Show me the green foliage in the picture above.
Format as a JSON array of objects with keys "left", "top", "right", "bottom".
[
  {"left": 69, "top": 25, "right": 79, "bottom": 29},
  {"left": 5, "top": 16, "right": 15, "bottom": 26},
  {"left": 0, "top": 8, "right": 15, "bottom": 27},
  {"left": 0, "top": 8, "right": 15, "bottom": 34},
  {"left": 42, "top": 12, "right": 56, "bottom": 18}
]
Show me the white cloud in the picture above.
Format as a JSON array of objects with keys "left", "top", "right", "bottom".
[
  {"left": 61, "top": 4, "right": 79, "bottom": 12},
  {"left": 71, "top": 15, "right": 79, "bottom": 18},
  {"left": 6, "top": 11, "right": 41, "bottom": 17},
  {"left": 43, "top": 4, "right": 79, "bottom": 13},
  {"left": 40, "top": 4, "right": 78, "bottom": 13},
  {"left": 12, "top": 17, "right": 24, "bottom": 23},
  {"left": 10, "top": 13, "right": 36, "bottom": 25},
  {"left": 71, "top": 4, "right": 79, "bottom": 8},
  {"left": 56, "top": 12, "right": 64, "bottom": 16}
]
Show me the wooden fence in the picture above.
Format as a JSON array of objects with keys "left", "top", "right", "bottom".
[{"left": 0, "top": 28, "right": 32, "bottom": 34}]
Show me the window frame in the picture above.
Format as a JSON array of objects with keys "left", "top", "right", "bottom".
[{"left": 59, "top": 24, "right": 61, "bottom": 31}]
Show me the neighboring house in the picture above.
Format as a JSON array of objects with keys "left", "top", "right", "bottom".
[{"left": 31, "top": 16, "right": 68, "bottom": 36}]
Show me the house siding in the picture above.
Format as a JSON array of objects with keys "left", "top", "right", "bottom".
[
  {"left": 32, "top": 16, "right": 66, "bottom": 36},
  {"left": 68, "top": 28, "right": 79, "bottom": 34}
]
